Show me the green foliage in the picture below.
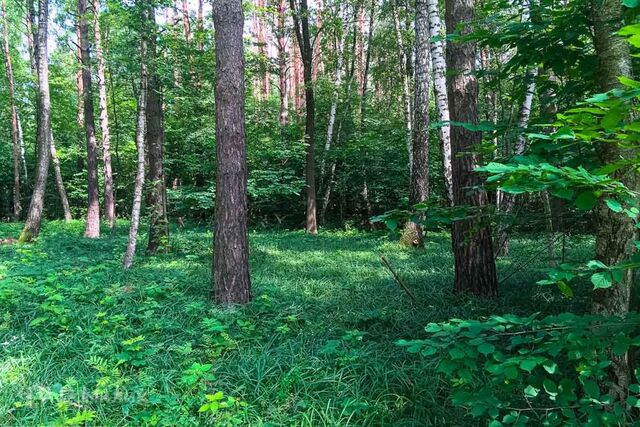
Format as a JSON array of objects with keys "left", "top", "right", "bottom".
[
  {"left": 0, "top": 221, "right": 594, "bottom": 425},
  {"left": 398, "top": 313, "right": 640, "bottom": 425}
]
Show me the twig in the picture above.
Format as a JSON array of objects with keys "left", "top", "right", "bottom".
[{"left": 381, "top": 255, "right": 417, "bottom": 304}]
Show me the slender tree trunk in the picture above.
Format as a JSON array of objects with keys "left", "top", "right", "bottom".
[
  {"left": 49, "top": 132, "right": 73, "bottom": 221},
  {"left": 276, "top": 0, "right": 289, "bottom": 125},
  {"left": 75, "top": 22, "right": 85, "bottom": 172},
  {"left": 79, "top": 0, "right": 100, "bottom": 238},
  {"left": 392, "top": 0, "right": 412, "bottom": 172},
  {"left": 320, "top": 4, "right": 348, "bottom": 184},
  {"left": 25, "top": 0, "right": 72, "bottom": 221},
  {"left": 20, "top": 0, "right": 51, "bottom": 243},
  {"left": 403, "top": 0, "right": 431, "bottom": 248},
  {"left": 495, "top": 66, "right": 537, "bottom": 255},
  {"left": 181, "top": 0, "right": 191, "bottom": 42},
  {"left": 290, "top": 0, "right": 318, "bottom": 234},
  {"left": 446, "top": 0, "right": 498, "bottom": 296},
  {"left": 427, "top": 0, "right": 453, "bottom": 205},
  {"left": 197, "top": 0, "right": 203, "bottom": 50},
  {"left": 17, "top": 112, "right": 27, "bottom": 181},
  {"left": 212, "top": 0, "right": 251, "bottom": 304},
  {"left": 1, "top": 0, "right": 22, "bottom": 218},
  {"left": 146, "top": 7, "right": 169, "bottom": 254},
  {"left": 359, "top": 0, "right": 375, "bottom": 121},
  {"left": 93, "top": 0, "right": 115, "bottom": 227},
  {"left": 123, "top": 39, "right": 148, "bottom": 271},
  {"left": 590, "top": 0, "right": 636, "bottom": 400}
]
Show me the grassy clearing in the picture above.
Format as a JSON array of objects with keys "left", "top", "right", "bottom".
[{"left": 0, "top": 221, "right": 593, "bottom": 426}]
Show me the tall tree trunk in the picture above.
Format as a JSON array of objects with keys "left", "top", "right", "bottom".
[
  {"left": 93, "top": 0, "right": 115, "bottom": 227},
  {"left": 446, "top": 0, "right": 498, "bottom": 296},
  {"left": 320, "top": 4, "right": 348, "bottom": 185},
  {"left": 17, "top": 112, "right": 28, "bottom": 181},
  {"left": 276, "top": 0, "right": 289, "bottom": 125},
  {"left": 49, "top": 132, "right": 73, "bottom": 221},
  {"left": 427, "top": 0, "right": 453, "bottom": 205},
  {"left": 392, "top": 0, "right": 413, "bottom": 173},
  {"left": 123, "top": 39, "right": 148, "bottom": 271},
  {"left": 212, "top": 0, "right": 252, "bottom": 304},
  {"left": 75, "top": 22, "right": 85, "bottom": 172},
  {"left": 290, "top": 0, "right": 318, "bottom": 234},
  {"left": 197, "top": 0, "right": 203, "bottom": 50},
  {"left": 1, "top": 0, "right": 22, "bottom": 218},
  {"left": 20, "top": 0, "right": 51, "bottom": 243},
  {"left": 146, "top": 7, "right": 169, "bottom": 254},
  {"left": 495, "top": 66, "right": 537, "bottom": 255},
  {"left": 79, "top": 0, "right": 100, "bottom": 238},
  {"left": 403, "top": 0, "right": 431, "bottom": 248},
  {"left": 359, "top": 0, "right": 375, "bottom": 121},
  {"left": 590, "top": 0, "right": 636, "bottom": 400},
  {"left": 181, "top": 0, "right": 191, "bottom": 42},
  {"left": 25, "top": 0, "right": 72, "bottom": 221}
]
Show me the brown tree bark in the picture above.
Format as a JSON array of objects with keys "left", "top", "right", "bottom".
[
  {"left": 146, "top": 7, "right": 169, "bottom": 254},
  {"left": 445, "top": 0, "right": 498, "bottom": 296},
  {"left": 275, "top": 0, "right": 289, "bottom": 125},
  {"left": 212, "top": 0, "right": 252, "bottom": 304},
  {"left": 1, "top": 0, "right": 22, "bottom": 218},
  {"left": 290, "top": 0, "right": 318, "bottom": 234},
  {"left": 93, "top": 0, "right": 115, "bottom": 228},
  {"left": 79, "top": 0, "right": 100, "bottom": 238},
  {"left": 590, "top": 0, "right": 636, "bottom": 400},
  {"left": 123, "top": 37, "right": 148, "bottom": 271},
  {"left": 197, "top": 0, "right": 203, "bottom": 50},
  {"left": 19, "top": 0, "right": 51, "bottom": 243}
]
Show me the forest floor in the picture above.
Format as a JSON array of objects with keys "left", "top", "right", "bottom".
[{"left": 0, "top": 221, "right": 593, "bottom": 426}]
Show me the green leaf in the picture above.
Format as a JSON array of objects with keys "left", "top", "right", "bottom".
[
  {"left": 543, "top": 379, "right": 558, "bottom": 397},
  {"left": 524, "top": 385, "right": 539, "bottom": 398},
  {"left": 448, "top": 347, "right": 466, "bottom": 360},
  {"left": 504, "top": 366, "right": 518, "bottom": 380},
  {"left": 591, "top": 272, "right": 613, "bottom": 289},
  {"left": 557, "top": 281, "right": 573, "bottom": 298},
  {"left": 623, "top": 0, "right": 640, "bottom": 8},
  {"left": 542, "top": 360, "right": 558, "bottom": 374},
  {"left": 606, "top": 199, "right": 623, "bottom": 213},
  {"left": 519, "top": 359, "right": 539, "bottom": 373},
  {"left": 477, "top": 342, "right": 495, "bottom": 356},
  {"left": 575, "top": 192, "right": 598, "bottom": 211},
  {"left": 583, "top": 380, "right": 600, "bottom": 399}
]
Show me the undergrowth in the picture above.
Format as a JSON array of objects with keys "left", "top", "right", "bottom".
[{"left": 0, "top": 221, "right": 593, "bottom": 426}]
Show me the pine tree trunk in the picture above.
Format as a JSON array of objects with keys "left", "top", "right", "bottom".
[
  {"left": 276, "top": 0, "right": 289, "bottom": 125},
  {"left": 446, "top": 0, "right": 498, "bottom": 296},
  {"left": 590, "top": 0, "right": 636, "bottom": 400},
  {"left": 20, "top": 0, "right": 51, "bottom": 243},
  {"left": 79, "top": 0, "right": 100, "bottom": 238},
  {"left": 1, "top": 0, "right": 22, "bottom": 218},
  {"left": 93, "top": 0, "right": 115, "bottom": 228},
  {"left": 197, "top": 0, "right": 203, "bottom": 50},
  {"left": 75, "top": 22, "right": 85, "bottom": 172},
  {"left": 290, "top": 0, "right": 318, "bottom": 234},
  {"left": 212, "top": 0, "right": 252, "bottom": 304},
  {"left": 427, "top": 0, "right": 453, "bottom": 205},
  {"left": 123, "top": 38, "right": 148, "bottom": 271},
  {"left": 146, "top": 8, "right": 169, "bottom": 254},
  {"left": 403, "top": 0, "right": 431, "bottom": 248}
]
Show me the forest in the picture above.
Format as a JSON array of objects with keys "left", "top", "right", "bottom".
[{"left": 1, "top": 0, "right": 640, "bottom": 424}]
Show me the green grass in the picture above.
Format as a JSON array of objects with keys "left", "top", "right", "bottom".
[{"left": 0, "top": 221, "right": 593, "bottom": 426}]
